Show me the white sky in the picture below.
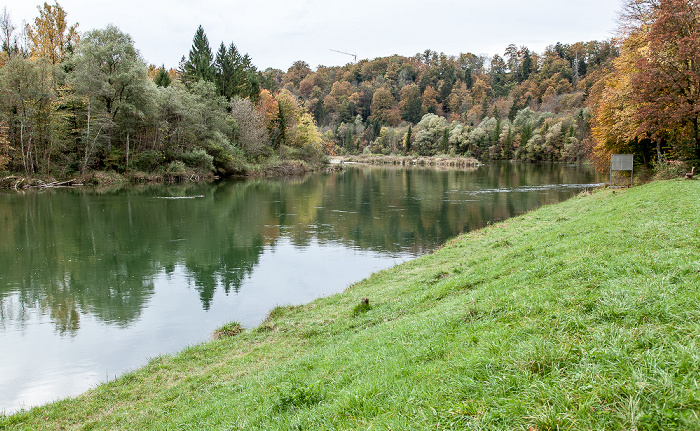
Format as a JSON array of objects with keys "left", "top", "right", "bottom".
[{"left": 4, "top": 0, "right": 622, "bottom": 72}]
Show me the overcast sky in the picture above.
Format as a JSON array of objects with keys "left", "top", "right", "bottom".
[{"left": 4, "top": 0, "right": 622, "bottom": 71}]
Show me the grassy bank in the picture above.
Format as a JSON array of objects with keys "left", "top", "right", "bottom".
[{"left": 2, "top": 180, "right": 699, "bottom": 430}]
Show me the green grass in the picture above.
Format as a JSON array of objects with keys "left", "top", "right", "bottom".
[{"left": 2, "top": 180, "right": 699, "bottom": 430}]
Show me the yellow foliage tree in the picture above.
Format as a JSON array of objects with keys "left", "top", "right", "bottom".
[
  {"left": 291, "top": 112, "right": 322, "bottom": 148},
  {"left": 25, "top": 1, "right": 78, "bottom": 64},
  {"left": 589, "top": 31, "right": 646, "bottom": 167}
]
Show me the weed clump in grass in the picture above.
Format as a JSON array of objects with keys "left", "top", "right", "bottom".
[
  {"left": 212, "top": 321, "right": 243, "bottom": 339},
  {"left": 352, "top": 298, "right": 371, "bottom": 316},
  {"left": 274, "top": 381, "right": 324, "bottom": 411}
]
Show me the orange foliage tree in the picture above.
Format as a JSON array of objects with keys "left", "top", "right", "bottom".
[
  {"left": 630, "top": 0, "right": 700, "bottom": 160},
  {"left": 591, "top": 0, "right": 700, "bottom": 166}
]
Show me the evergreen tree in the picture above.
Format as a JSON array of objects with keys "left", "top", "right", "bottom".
[
  {"left": 214, "top": 42, "right": 259, "bottom": 101},
  {"left": 521, "top": 48, "right": 533, "bottom": 81},
  {"left": 154, "top": 65, "right": 171, "bottom": 87},
  {"left": 180, "top": 25, "right": 214, "bottom": 86},
  {"left": 508, "top": 100, "right": 520, "bottom": 122},
  {"left": 441, "top": 128, "right": 449, "bottom": 153}
]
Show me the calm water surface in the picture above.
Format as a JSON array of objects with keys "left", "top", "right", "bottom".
[{"left": 0, "top": 163, "right": 603, "bottom": 413}]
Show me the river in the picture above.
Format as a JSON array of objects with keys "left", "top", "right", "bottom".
[{"left": 0, "top": 162, "right": 603, "bottom": 414}]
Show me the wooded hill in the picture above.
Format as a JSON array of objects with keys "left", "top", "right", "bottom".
[{"left": 260, "top": 41, "right": 618, "bottom": 162}]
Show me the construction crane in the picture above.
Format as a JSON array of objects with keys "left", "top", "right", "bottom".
[{"left": 330, "top": 49, "right": 357, "bottom": 64}]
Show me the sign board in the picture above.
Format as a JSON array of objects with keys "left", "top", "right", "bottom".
[
  {"left": 611, "top": 154, "right": 634, "bottom": 171},
  {"left": 610, "top": 154, "right": 634, "bottom": 187}
]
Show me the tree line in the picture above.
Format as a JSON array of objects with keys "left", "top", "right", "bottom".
[
  {"left": 262, "top": 41, "right": 616, "bottom": 163},
  {"left": 0, "top": 3, "right": 324, "bottom": 179},
  {"left": 1, "top": 0, "right": 697, "bottom": 179}
]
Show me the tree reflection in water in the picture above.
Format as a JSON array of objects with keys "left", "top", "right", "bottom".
[{"left": 0, "top": 162, "right": 602, "bottom": 333}]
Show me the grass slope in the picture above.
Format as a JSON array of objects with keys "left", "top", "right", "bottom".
[{"left": 2, "top": 180, "right": 699, "bottom": 430}]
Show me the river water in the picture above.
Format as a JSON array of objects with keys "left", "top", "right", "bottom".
[{"left": 0, "top": 163, "right": 603, "bottom": 414}]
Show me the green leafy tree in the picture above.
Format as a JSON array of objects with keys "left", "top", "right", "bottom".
[
  {"left": 414, "top": 113, "right": 447, "bottom": 155},
  {"left": 71, "top": 24, "right": 153, "bottom": 170},
  {"left": 399, "top": 84, "right": 422, "bottom": 124}
]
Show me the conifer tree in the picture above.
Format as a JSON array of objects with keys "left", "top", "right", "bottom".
[
  {"left": 180, "top": 25, "right": 214, "bottom": 86},
  {"left": 154, "top": 65, "right": 171, "bottom": 87}
]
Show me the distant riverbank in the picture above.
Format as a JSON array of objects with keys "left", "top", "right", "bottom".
[
  {"left": 3, "top": 179, "right": 698, "bottom": 429},
  {"left": 1, "top": 153, "right": 483, "bottom": 191},
  {"left": 331, "top": 153, "right": 481, "bottom": 168}
]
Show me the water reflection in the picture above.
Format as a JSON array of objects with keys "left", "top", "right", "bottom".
[{"left": 0, "top": 162, "right": 602, "bottom": 413}]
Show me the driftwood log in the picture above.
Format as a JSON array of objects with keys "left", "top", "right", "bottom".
[{"left": 1, "top": 176, "right": 80, "bottom": 190}]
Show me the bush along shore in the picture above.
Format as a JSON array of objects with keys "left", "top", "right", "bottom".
[
  {"left": 0, "top": 158, "right": 341, "bottom": 190},
  {"left": 2, "top": 179, "right": 699, "bottom": 430}
]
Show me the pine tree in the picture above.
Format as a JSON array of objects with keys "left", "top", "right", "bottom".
[
  {"left": 521, "top": 48, "right": 532, "bottom": 81},
  {"left": 214, "top": 42, "right": 259, "bottom": 101},
  {"left": 154, "top": 65, "right": 171, "bottom": 87},
  {"left": 180, "top": 25, "right": 214, "bottom": 86}
]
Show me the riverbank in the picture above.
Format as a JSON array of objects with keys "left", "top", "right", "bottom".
[
  {"left": 331, "top": 154, "right": 481, "bottom": 168},
  {"left": 2, "top": 179, "right": 699, "bottom": 429},
  {"left": 0, "top": 159, "right": 342, "bottom": 190}
]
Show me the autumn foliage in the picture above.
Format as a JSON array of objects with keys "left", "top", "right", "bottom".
[
  {"left": 2, "top": 0, "right": 697, "bottom": 179},
  {"left": 591, "top": 0, "right": 700, "bottom": 167}
]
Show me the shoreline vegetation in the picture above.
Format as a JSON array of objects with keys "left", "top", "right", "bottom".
[
  {"left": 0, "top": 158, "right": 341, "bottom": 190},
  {"left": 0, "top": 154, "right": 483, "bottom": 190},
  {"left": 2, "top": 179, "right": 698, "bottom": 429},
  {"left": 330, "top": 154, "right": 481, "bottom": 168}
]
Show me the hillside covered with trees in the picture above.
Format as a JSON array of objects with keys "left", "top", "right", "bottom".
[{"left": 0, "top": 0, "right": 697, "bottom": 181}]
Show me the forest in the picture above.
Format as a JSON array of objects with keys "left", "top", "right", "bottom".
[{"left": 0, "top": 0, "right": 698, "bottom": 181}]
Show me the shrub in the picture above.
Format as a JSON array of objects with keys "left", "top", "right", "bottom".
[
  {"left": 131, "top": 150, "right": 166, "bottom": 172},
  {"left": 653, "top": 159, "right": 687, "bottom": 180},
  {"left": 165, "top": 160, "right": 187, "bottom": 175},
  {"left": 205, "top": 132, "right": 250, "bottom": 176},
  {"left": 179, "top": 149, "right": 215, "bottom": 172}
]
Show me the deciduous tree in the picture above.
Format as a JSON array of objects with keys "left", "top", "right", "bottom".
[
  {"left": 71, "top": 24, "right": 152, "bottom": 169},
  {"left": 0, "top": 56, "right": 56, "bottom": 173},
  {"left": 25, "top": 1, "right": 78, "bottom": 64},
  {"left": 630, "top": 0, "right": 700, "bottom": 160},
  {"left": 369, "top": 86, "right": 396, "bottom": 124}
]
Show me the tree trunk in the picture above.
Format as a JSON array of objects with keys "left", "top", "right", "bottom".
[
  {"left": 693, "top": 117, "right": 700, "bottom": 161},
  {"left": 82, "top": 100, "right": 91, "bottom": 175},
  {"left": 126, "top": 132, "right": 129, "bottom": 171}
]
